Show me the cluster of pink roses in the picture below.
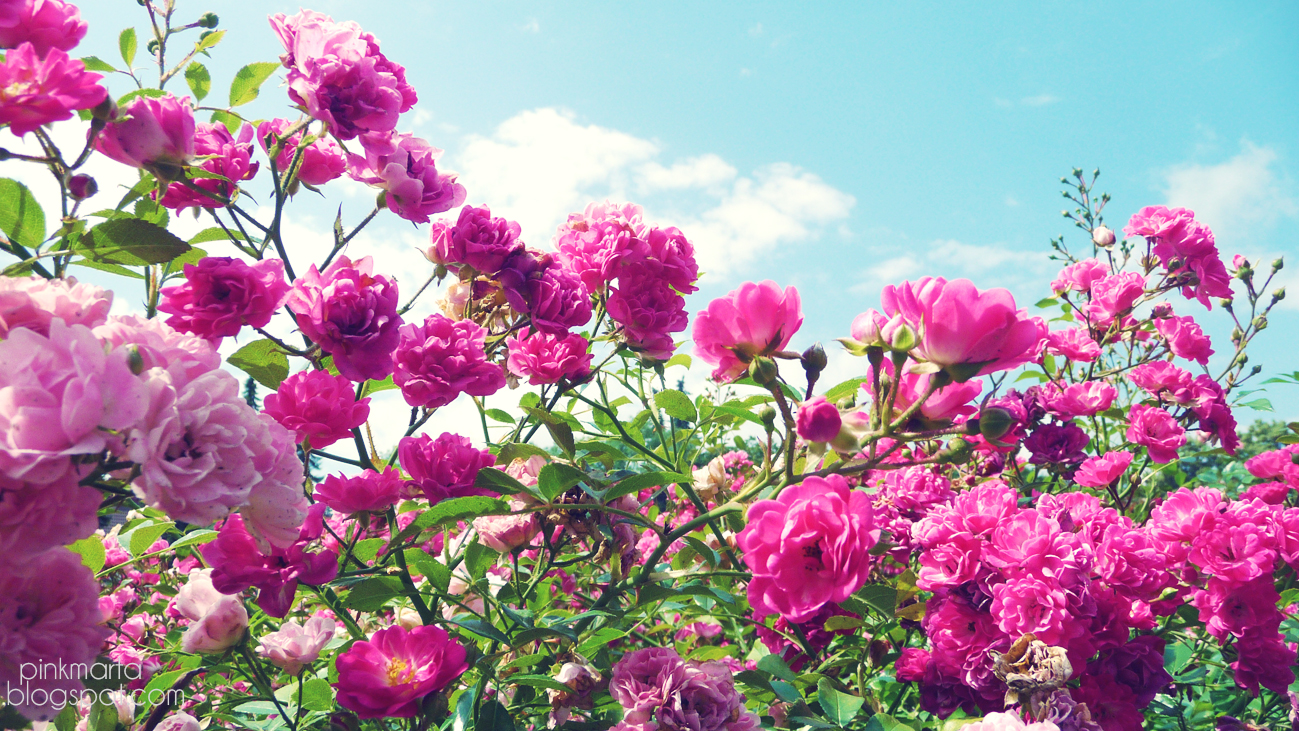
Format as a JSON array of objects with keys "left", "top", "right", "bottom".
[
  {"left": 609, "top": 647, "right": 759, "bottom": 731},
  {"left": 0, "top": 0, "right": 104, "bottom": 138}
]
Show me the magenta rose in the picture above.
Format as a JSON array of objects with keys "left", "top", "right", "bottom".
[
  {"left": 693, "top": 280, "right": 803, "bottom": 382},
  {"left": 1087, "top": 271, "right": 1146, "bottom": 322},
  {"left": 1073, "top": 451, "right": 1134, "bottom": 488},
  {"left": 553, "top": 201, "right": 651, "bottom": 292},
  {"left": 440, "top": 204, "right": 524, "bottom": 274},
  {"left": 392, "top": 314, "right": 505, "bottom": 408},
  {"left": 796, "top": 396, "right": 842, "bottom": 443},
  {"left": 880, "top": 277, "right": 1046, "bottom": 381},
  {"left": 285, "top": 255, "right": 403, "bottom": 382},
  {"left": 1040, "top": 381, "right": 1116, "bottom": 418},
  {"left": 262, "top": 370, "right": 371, "bottom": 449},
  {"left": 348, "top": 133, "right": 466, "bottom": 223},
  {"left": 158, "top": 256, "right": 290, "bottom": 343},
  {"left": 1126, "top": 404, "right": 1186, "bottom": 464},
  {"left": 0, "top": 0, "right": 87, "bottom": 55},
  {"left": 736, "top": 474, "right": 880, "bottom": 622},
  {"left": 0, "top": 273, "right": 112, "bottom": 337},
  {"left": 0, "top": 42, "right": 104, "bottom": 137},
  {"left": 398, "top": 432, "right": 494, "bottom": 504},
  {"left": 519, "top": 262, "right": 593, "bottom": 335},
  {"left": 257, "top": 117, "right": 347, "bottom": 186},
  {"left": 505, "top": 329, "right": 592, "bottom": 385},
  {"left": 895, "top": 648, "right": 931, "bottom": 683},
  {"left": 1155, "top": 313, "right": 1213, "bottom": 365},
  {"left": 96, "top": 93, "right": 195, "bottom": 173},
  {"left": 1043, "top": 326, "right": 1101, "bottom": 362},
  {"left": 334, "top": 625, "right": 468, "bottom": 719},
  {"left": 155, "top": 122, "right": 260, "bottom": 210},
  {"left": 315, "top": 467, "right": 403, "bottom": 514},
  {"left": 607, "top": 269, "right": 689, "bottom": 360},
  {"left": 1128, "top": 361, "right": 1194, "bottom": 403}
]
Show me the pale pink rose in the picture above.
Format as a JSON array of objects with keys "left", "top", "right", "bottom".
[
  {"left": 1154, "top": 314, "right": 1213, "bottom": 365},
  {"left": 0, "top": 320, "right": 149, "bottom": 483},
  {"left": 1050, "top": 258, "right": 1109, "bottom": 293},
  {"left": 473, "top": 499, "right": 541, "bottom": 552},
  {"left": 174, "top": 569, "right": 249, "bottom": 654},
  {"left": 1040, "top": 381, "right": 1116, "bottom": 418},
  {"left": 0, "top": 468, "right": 99, "bottom": 557},
  {"left": 693, "top": 280, "right": 802, "bottom": 382},
  {"left": 1042, "top": 327, "right": 1101, "bottom": 362},
  {"left": 962, "top": 712, "right": 1060, "bottom": 731},
  {"left": 240, "top": 413, "right": 309, "bottom": 550},
  {"left": 848, "top": 308, "right": 904, "bottom": 347},
  {"left": 257, "top": 615, "right": 337, "bottom": 675},
  {"left": 1126, "top": 405, "right": 1185, "bottom": 464},
  {"left": 95, "top": 93, "right": 195, "bottom": 172},
  {"left": 1127, "top": 361, "right": 1194, "bottom": 403},
  {"left": 1074, "top": 451, "right": 1134, "bottom": 488},
  {"left": 153, "top": 713, "right": 202, "bottom": 731},
  {"left": 1124, "top": 205, "right": 1196, "bottom": 241},
  {"left": 0, "top": 274, "right": 112, "bottom": 337},
  {"left": 880, "top": 277, "right": 1046, "bottom": 380}
]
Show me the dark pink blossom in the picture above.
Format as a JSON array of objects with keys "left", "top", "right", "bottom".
[
  {"left": 1043, "top": 327, "right": 1101, "bottom": 362},
  {"left": 1074, "top": 452, "right": 1133, "bottom": 488},
  {"left": 262, "top": 370, "right": 371, "bottom": 449},
  {"left": 96, "top": 93, "right": 195, "bottom": 172},
  {"left": 1087, "top": 272, "right": 1146, "bottom": 321},
  {"left": 519, "top": 262, "right": 593, "bottom": 335},
  {"left": 1127, "top": 361, "right": 1194, "bottom": 403},
  {"left": 0, "top": 0, "right": 87, "bottom": 55},
  {"left": 156, "top": 122, "right": 260, "bottom": 210},
  {"left": 1051, "top": 258, "right": 1109, "bottom": 293},
  {"left": 1126, "top": 405, "right": 1185, "bottom": 464},
  {"left": 315, "top": 468, "right": 403, "bottom": 514},
  {"left": 1154, "top": 314, "right": 1213, "bottom": 365},
  {"left": 256, "top": 117, "right": 347, "bottom": 186},
  {"left": 398, "top": 432, "right": 495, "bottom": 504},
  {"left": 505, "top": 329, "right": 592, "bottom": 385},
  {"left": 158, "top": 256, "right": 289, "bottom": 343},
  {"left": 347, "top": 133, "right": 465, "bottom": 223},
  {"left": 440, "top": 205, "right": 523, "bottom": 274},
  {"left": 693, "top": 280, "right": 802, "bottom": 382},
  {"left": 285, "top": 255, "right": 403, "bottom": 382},
  {"left": 333, "top": 625, "right": 468, "bottom": 719},
  {"left": 392, "top": 314, "right": 505, "bottom": 408},
  {"left": 0, "top": 42, "right": 104, "bottom": 136},
  {"left": 606, "top": 268, "right": 689, "bottom": 360},
  {"left": 797, "top": 396, "right": 842, "bottom": 443}
]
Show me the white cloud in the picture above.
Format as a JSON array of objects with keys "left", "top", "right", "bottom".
[
  {"left": 1162, "top": 142, "right": 1298, "bottom": 245},
  {"left": 520, "top": 18, "right": 540, "bottom": 33},
  {"left": 1020, "top": 94, "right": 1060, "bottom": 107},
  {"left": 448, "top": 108, "right": 854, "bottom": 274},
  {"left": 849, "top": 239, "right": 1050, "bottom": 302}
]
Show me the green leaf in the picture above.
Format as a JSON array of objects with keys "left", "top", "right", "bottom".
[
  {"left": 210, "top": 109, "right": 242, "bottom": 134},
  {"left": 0, "top": 178, "right": 46, "bottom": 250},
  {"left": 475, "top": 700, "right": 516, "bottom": 731},
  {"left": 229, "top": 62, "right": 279, "bottom": 107},
  {"left": 485, "top": 408, "right": 516, "bottom": 424},
  {"left": 497, "top": 443, "right": 550, "bottom": 464},
  {"left": 184, "top": 62, "right": 211, "bottom": 102},
  {"left": 169, "top": 529, "right": 217, "bottom": 550},
  {"left": 538, "top": 462, "right": 588, "bottom": 501},
  {"left": 447, "top": 617, "right": 511, "bottom": 645},
  {"left": 654, "top": 389, "right": 697, "bottom": 422},
  {"left": 464, "top": 540, "right": 498, "bottom": 580},
  {"left": 351, "top": 537, "right": 385, "bottom": 564},
  {"left": 140, "top": 669, "right": 187, "bottom": 705},
  {"left": 824, "top": 615, "right": 864, "bottom": 631},
  {"left": 133, "top": 198, "right": 169, "bottom": 227},
  {"left": 164, "top": 246, "right": 207, "bottom": 276},
  {"left": 116, "top": 87, "right": 167, "bottom": 107},
  {"left": 545, "top": 419, "right": 575, "bottom": 457},
  {"left": 81, "top": 56, "right": 117, "bottom": 72},
  {"left": 1237, "top": 398, "right": 1273, "bottom": 412},
  {"left": 508, "top": 674, "right": 571, "bottom": 693},
  {"left": 413, "top": 496, "right": 509, "bottom": 529},
  {"left": 119, "top": 28, "right": 137, "bottom": 67},
  {"left": 342, "top": 577, "right": 403, "bottom": 611},
  {"left": 863, "top": 713, "right": 915, "bottom": 731},
  {"left": 362, "top": 375, "right": 398, "bottom": 396},
  {"left": 756, "top": 654, "right": 798, "bottom": 682},
  {"left": 301, "top": 677, "right": 334, "bottom": 711},
  {"left": 822, "top": 376, "right": 869, "bottom": 404},
  {"left": 604, "top": 471, "right": 692, "bottom": 500},
  {"left": 473, "top": 467, "right": 527, "bottom": 496},
  {"left": 404, "top": 548, "right": 451, "bottom": 592},
  {"left": 665, "top": 353, "right": 692, "bottom": 369},
  {"left": 81, "top": 218, "right": 191, "bottom": 265},
  {"left": 188, "top": 226, "right": 246, "bottom": 245},
  {"left": 227, "top": 340, "right": 289, "bottom": 390},
  {"left": 854, "top": 584, "right": 899, "bottom": 617},
  {"left": 129, "top": 521, "right": 174, "bottom": 556},
  {"left": 818, "top": 678, "right": 865, "bottom": 726},
  {"left": 68, "top": 536, "right": 106, "bottom": 574}
]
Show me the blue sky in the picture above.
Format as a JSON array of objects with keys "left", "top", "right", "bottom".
[{"left": 52, "top": 1, "right": 1299, "bottom": 422}]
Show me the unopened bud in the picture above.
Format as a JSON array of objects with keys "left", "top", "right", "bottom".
[
  {"left": 197, "top": 12, "right": 219, "bottom": 28},
  {"left": 936, "top": 437, "right": 974, "bottom": 464},
  {"left": 1290, "top": 452, "right": 1299, "bottom": 466},
  {"left": 1253, "top": 316, "right": 1268, "bottom": 331},
  {"left": 977, "top": 407, "right": 1016, "bottom": 442},
  {"left": 801, "top": 342, "right": 827, "bottom": 374},
  {"left": 67, "top": 174, "right": 97, "bottom": 200},
  {"left": 1250, "top": 365, "right": 1263, "bottom": 376},
  {"left": 889, "top": 323, "right": 917, "bottom": 352},
  {"left": 748, "top": 356, "right": 779, "bottom": 386},
  {"left": 1233, "top": 353, "right": 1248, "bottom": 367},
  {"left": 1272, "top": 287, "right": 1285, "bottom": 303},
  {"left": 758, "top": 406, "right": 777, "bottom": 429},
  {"left": 1272, "top": 258, "right": 1284, "bottom": 272},
  {"left": 91, "top": 96, "right": 117, "bottom": 121},
  {"left": 1091, "top": 226, "right": 1115, "bottom": 247},
  {"left": 125, "top": 345, "right": 145, "bottom": 375},
  {"left": 146, "top": 39, "right": 160, "bottom": 55}
]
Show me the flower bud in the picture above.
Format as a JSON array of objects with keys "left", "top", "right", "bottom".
[
  {"left": 758, "top": 406, "right": 777, "bottom": 429},
  {"left": 935, "top": 437, "right": 974, "bottom": 464},
  {"left": 67, "top": 174, "right": 97, "bottom": 200},
  {"left": 801, "top": 342, "right": 827, "bottom": 373},
  {"left": 1272, "top": 258, "right": 1284, "bottom": 272},
  {"left": 1091, "top": 225, "right": 1115, "bottom": 247},
  {"left": 1272, "top": 287, "right": 1285, "bottom": 303},
  {"left": 91, "top": 95, "right": 117, "bottom": 122},
  {"left": 126, "top": 344, "right": 145, "bottom": 375},
  {"left": 197, "top": 12, "right": 219, "bottom": 28},
  {"left": 1290, "top": 452, "right": 1299, "bottom": 466},
  {"left": 1253, "top": 316, "right": 1267, "bottom": 331},
  {"left": 977, "top": 406, "right": 1016, "bottom": 441},
  {"left": 889, "top": 323, "right": 917, "bottom": 352},
  {"left": 748, "top": 356, "right": 779, "bottom": 386}
]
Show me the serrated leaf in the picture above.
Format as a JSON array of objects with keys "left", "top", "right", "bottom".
[
  {"left": 448, "top": 617, "right": 511, "bottom": 645},
  {"left": 654, "top": 389, "right": 697, "bottom": 422},
  {"left": 229, "top": 62, "right": 279, "bottom": 107},
  {"left": 81, "top": 218, "right": 191, "bottom": 265},
  {"left": 823, "top": 615, "right": 864, "bottom": 631},
  {"left": 209, "top": 109, "right": 242, "bottom": 134},
  {"left": 188, "top": 226, "right": 246, "bottom": 245},
  {"left": 538, "top": 462, "right": 588, "bottom": 501},
  {"left": 342, "top": 577, "right": 403, "bottom": 611},
  {"left": 300, "top": 677, "right": 333, "bottom": 711},
  {"left": 169, "top": 529, "right": 217, "bottom": 550},
  {"left": 68, "top": 536, "right": 106, "bottom": 574},
  {"left": 508, "top": 674, "right": 571, "bottom": 693},
  {"left": 822, "top": 377, "right": 869, "bottom": 404},
  {"left": 464, "top": 540, "right": 498, "bottom": 580},
  {"left": 81, "top": 55, "right": 117, "bottom": 72},
  {"left": 185, "top": 62, "right": 211, "bottom": 102},
  {"left": 476, "top": 700, "right": 516, "bottom": 731},
  {"left": 129, "top": 521, "right": 173, "bottom": 556},
  {"left": 197, "top": 29, "right": 225, "bottom": 51},
  {"left": 863, "top": 713, "right": 915, "bottom": 731},
  {"left": 497, "top": 443, "right": 550, "bottom": 464},
  {"left": 604, "top": 471, "right": 691, "bottom": 500},
  {"left": 227, "top": 339, "right": 289, "bottom": 390},
  {"left": 0, "top": 178, "right": 46, "bottom": 250},
  {"left": 413, "top": 496, "right": 509, "bottom": 529},
  {"left": 485, "top": 408, "right": 516, "bottom": 424},
  {"left": 351, "top": 537, "right": 385, "bottom": 564},
  {"left": 854, "top": 584, "right": 898, "bottom": 617},
  {"left": 119, "top": 28, "right": 137, "bottom": 67},
  {"left": 71, "top": 257, "right": 145, "bottom": 279},
  {"left": 473, "top": 467, "right": 527, "bottom": 497},
  {"left": 818, "top": 678, "right": 865, "bottom": 726},
  {"left": 404, "top": 548, "right": 451, "bottom": 593},
  {"left": 757, "top": 654, "right": 798, "bottom": 682},
  {"left": 116, "top": 87, "right": 167, "bottom": 107},
  {"left": 665, "top": 353, "right": 692, "bottom": 369}
]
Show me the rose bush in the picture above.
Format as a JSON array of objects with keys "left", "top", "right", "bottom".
[{"left": 0, "top": 5, "right": 1296, "bottom": 731}]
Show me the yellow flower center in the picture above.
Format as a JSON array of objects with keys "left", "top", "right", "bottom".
[{"left": 385, "top": 657, "right": 415, "bottom": 686}]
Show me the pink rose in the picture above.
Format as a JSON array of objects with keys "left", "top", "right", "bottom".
[
  {"left": 0, "top": 42, "right": 104, "bottom": 136},
  {"left": 0, "top": 0, "right": 87, "bottom": 55},
  {"left": 1126, "top": 404, "right": 1185, "bottom": 464},
  {"left": 257, "top": 615, "right": 337, "bottom": 675},
  {"left": 1042, "top": 327, "right": 1101, "bottom": 362},
  {"left": 1087, "top": 271, "right": 1146, "bottom": 321},
  {"left": 606, "top": 268, "right": 689, "bottom": 360},
  {"left": 94, "top": 314, "right": 221, "bottom": 379},
  {"left": 285, "top": 255, "right": 403, "bottom": 382},
  {"left": 553, "top": 201, "right": 650, "bottom": 292},
  {"left": 393, "top": 314, "right": 506, "bottom": 408},
  {"left": 438, "top": 205, "right": 523, "bottom": 274},
  {"left": 257, "top": 117, "right": 347, "bottom": 186},
  {"left": 505, "top": 329, "right": 592, "bottom": 385},
  {"left": 736, "top": 474, "right": 880, "bottom": 622},
  {"left": 158, "top": 256, "right": 289, "bottom": 343},
  {"left": 0, "top": 468, "right": 99, "bottom": 558},
  {"left": 1050, "top": 258, "right": 1109, "bottom": 293},
  {"left": 156, "top": 122, "right": 260, "bottom": 210},
  {"left": 174, "top": 569, "right": 249, "bottom": 654},
  {"left": 473, "top": 499, "right": 541, "bottom": 552},
  {"left": 693, "top": 280, "right": 802, "bottom": 382},
  {"left": 990, "top": 575, "right": 1072, "bottom": 645},
  {"left": 96, "top": 93, "right": 195, "bottom": 172},
  {"left": 880, "top": 277, "right": 1046, "bottom": 380},
  {"left": 1154, "top": 314, "right": 1213, "bottom": 365},
  {"left": 1073, "top": 451, "right": 1133, "bottom": 488},
  {"left": 153, "top": 713, "right": 202, "bottom": 731},
  {"left": 796, "top": 396, "right": 842, "bottom": 443},
  {"left": 334, "top": 625, "right": 468, "bottom": 719},
  {"left": 1127, "top": 361, "right": 1193, "bottom": 403},
  {"left": 0, "top": 273, "right": 112, "bottom": 337},
  {"left": 399, "top": 432, "right": 495, "bottom": 504},
  {"left": 263, "top": 370, "right": 371, "bottom": 449},
  {"left": 315, "top": 467, "right": 403, "bottom": 514},
  {"left": 348, "top": 132, "right": 466, "bottom": 223},
  {"left": 1040, "top": 381, "right": 1116, "bottom": 418},
  {"left": 895, "top": 648, "right": 931, "bottom": 682}
]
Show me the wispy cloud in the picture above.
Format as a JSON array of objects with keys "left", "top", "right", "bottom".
[
  {"left": 1162, "top": 142, "right": 1298, "bottom": 245},
  {"left": 1020, "top": 94, "right": 1060, "bottom": 107},
  {"left": 520, "top": 18, "right": 540, "bottom": 33}
]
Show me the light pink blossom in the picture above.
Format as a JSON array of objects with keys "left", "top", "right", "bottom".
[
  {"left": 347, "top": 132, "right": 465, "bottom": 223},
  {"left": 0, "top": 274, "right": 112, "bottom": 337},
  {"left": 258, "top": 616, "right": 337, "bottom": 675},
  {"left": 173, "top": 568, "right": 248, "bottom": 654}
]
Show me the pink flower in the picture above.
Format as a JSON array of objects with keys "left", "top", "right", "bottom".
[
  {"left": 173, "top": 569, "right": 249, "bottom": 654},
  {"left": 1074, "top": 451, "right": 1133, "bottom": 488},
  {"left": 257, "top": 615, "right": 337, "bottom": 675},
  {"left": 158, "top": 256, "right": 289, "bottom": 343},
  {"left": 1127, "top": 361, "right": 1193, "bottom": 403},
  {"left": 1051, "top": 258, "right": 1109, "bottom": 293},
  {"left": 0, "top": 274, "right": 112, "bottom": 337},
  {"left": 606, "top": 268, "right": 689, "bottom": 360},
  {"left": 96, "top": 93, "right": 195, "bottom": 172},
  {"left": 473, "top": 499, "right": 541, "bottom": 552},
  {"left": 263, "top": 370, "right": 370, "bottom": 449},
  {"left": 880, "top": 277, "right": 1046, "bottom": 380},
  {"left": 201, "top": 505, "right": 339, "bottom": 618},
  {"left": 0, "top": 320, "right": 149, "bottom": 483},
  {"left": 94, "top": 314, "right": 220, "bottom": 379},
  {"left": 154, "top": 714, "right": 202, "bottom": 731},
  {"left": 271, "top": 9, "right": 417, "bottom": 140},
  {"left": 1124, "top": 205, "right": 1196, "bottom": 240},
  {"left": 867, "top": 358, "right": 983, "bottom": 423},
  {"left": 1231, "top": 629, "right": 1297, "bottom": 695},
  {"left": 896, "top": 648, "right": 931, "bottom": 682},
  {"left": 990, "top": 575, "right": 1072, "bottom": 646},
  {"left": 517, "top": 261, "right": 594, "bottom": 335},
  {"left": 736, "top": 474, "right": 880, "bottom": 622},
  {"left": 1087, "top": 272, "right": 1146, "bottom": 321},
  {"left": 505, "top": 329, "right": 592, "bottom": 385},
  {"left": 256, "top": 118, "right": 347, "bottom": 186},
  {"left": 1040, "top": 381, "right": 1116, "bottom": 418},
  {"left": 438, "top": 205, "right": 523, "bottom": 274},
  {"left": 285, "top": 255, "right": 403, "bottom": 382},
  {"left": 553, "top": 201, "right": 694, "bottom": 294},
  {"left": 348, "top": 133, "right": 466, "bottom": 223},
  {"left": 315, "top": 467, "right": 403, "bottom": 514},
  {"left": 693, "top": 280, "right": 803, "bottom": 382},
  {"left": 0, "top": 0, "right": 87, "bottom": 55},
  {"left": 796, "top": 397, "right": 842, "bottom": 442},
  {"left": 962, "top": 712, "right": 1060, "bottom": 731},
  {"left": 0, "top": 548, "right": 109, "bottom": 722},
  {"left": 0, "top": 469, "right": 99, "bottom": 558},
  {"left": 1154, "top": 314, "right": 1213, "bottom": 365},
  {"left": 609, "top": 647, "right": 757, "bottom": 731},
  {"left": 156, "top": 122, "right": 260, "bottom": 210},
  {"left": 333, "top": 625, "right": 468, "bottom": 719},
  {"left": 392, "top": 314, "right": 506, "bottom": 408},
  {"left": 0, "top": 43, "right": 104, "bottom": 136},
  {"left": 1042, "top": 327, "right": 1101, "bottom": 362},
  {"left": 1126, "top": 404, "right": 1185, "bottom": 464},
  {"left": 399, "top": 432, "right": 495, "bottom": 504}
]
